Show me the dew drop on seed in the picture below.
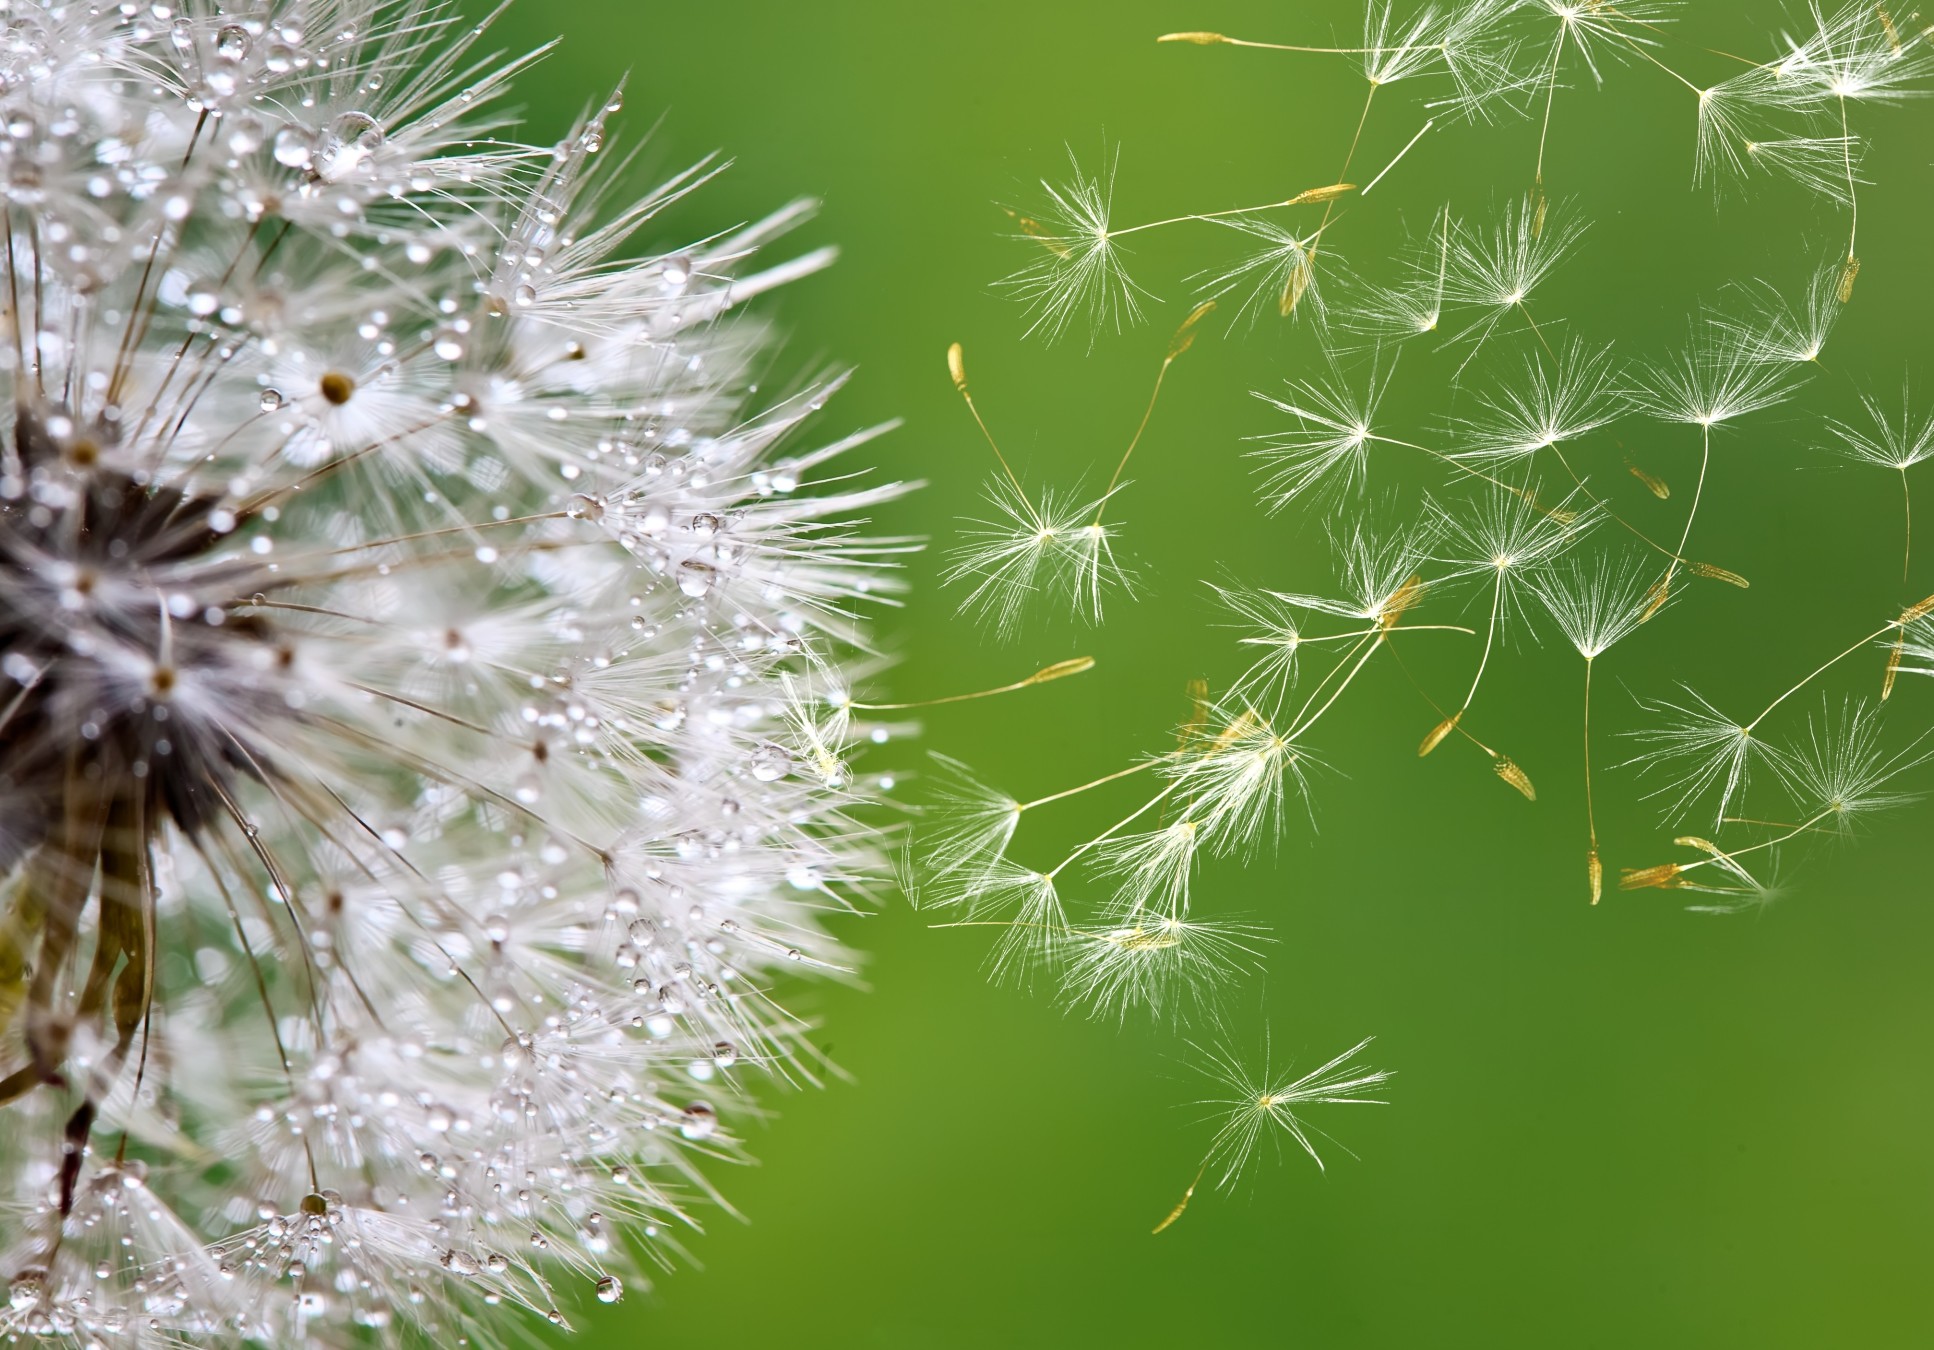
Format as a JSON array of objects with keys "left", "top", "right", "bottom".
[
  {"left": 595, "top": 1276, "right": 623, "bottom": 1304},
  {"left": 259, "top": 388, "right": 284, "bottom": 412}
]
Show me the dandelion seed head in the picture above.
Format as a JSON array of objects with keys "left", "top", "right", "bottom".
[{"left": 0, "top": 5, "right": 900, "bottom": 1341}]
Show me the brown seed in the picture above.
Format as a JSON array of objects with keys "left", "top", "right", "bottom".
[
  {"left": 1588, "top": 849, "right": 1603, "bottom": 906},
  {"left": 1157, "top": 30, "right": 1229, "bottom": 44},
  {"left": 1837, "top": 255, "right": 1861, "bottom": 303},
  {"left": 946, "top": 343, "right": 968, "bottom": 394},
  {"left": 319, "top": 370, "right": 356, "bottom": 405}
]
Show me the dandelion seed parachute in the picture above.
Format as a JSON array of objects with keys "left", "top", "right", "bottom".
[{"left": 0, "top": 3, "right": 904, "bottom": 1342}]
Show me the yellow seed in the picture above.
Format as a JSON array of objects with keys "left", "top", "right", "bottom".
[
  {"left": 1672, "top": 835, "right": 1723, "bottom": 856},
  {"left": 1157, "top": 31, "right": 1229, "bottom": 44},
  {"left": 1640, "top": 575, "right": 1672, "bottom": 622},
  {"left": 1003, "top": 208, "right": 1072, "bottom": 258},
  {"left": 1901, "top": 592, "right": 1934, "bottom": 622},
  {"left": 1286, "top": 183, "right": 1356, "bottom": 206},
  {"left": 1625, "top": 459, "right": 1670, "bottom": 499},
  {"left": 946, "top": 342, "right": 968, "bottom": 393},
  {"left": 1418, "top": 712, "right": 1462, "bottom": 757},
  {"left": 1381, "top": 574, "right": 1427, "bottom": 630},
  {"left": 1837, "top": 255, "right": 1861, "bottom": 303},
  {"left": 1883, "top": 636, "right": 1903, "bottom": 700},
  {"left": 1279, "top": 255, "right": 1314, "bottom": 317},
  {"left": 1532, "top": 191, "right": 1549, "bottom": 240},
  {"left": 1879, "top": 6, "right": 1903, "bottom": 52},
  {"left": 1587, "top": 849, "right": 1603, "bottom": 906},
  {"left": 1025, "top": 656, "right": 1096, "bottom": 685},
  {"left": 1493, "top": 756, "right": 1535, "bottom": 801},
  {"left": 1619, "top": 863, "right": 1684, "bottom": 891},
  {"left": 1687, "top": 561, "right": 1750, "bottom": 588},
  {"left": 1167, "top": 301, "right": 1217, "bottom": 361}
]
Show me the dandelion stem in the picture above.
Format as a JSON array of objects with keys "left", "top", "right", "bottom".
[
  {"left": 1047, "top": 787, "right": 1179, "bottom": 878},
  {"left": 1534, "top": 23, "right": 1569, "bottom": 186},
  {"left": 1157, "top": 32, "right": 1441, "bottom": 56},
  {"left": 1746, "top": 620, "right": 1898, "bottom": 733},
  {"left": 1289, "top": 631, "right": 1384, "bottom": 740},
  {"left": 1902, "top": 465, "right": 1914, "bottom": 585},
  {"left": 1664, "top": 421, "right": 1714, "bottom": 595},
  {"left": 1456, "top": 571, "right": 1504, "bottom": 718},
  {"left": 1020, "top": 757, "right": 1168, "bottom": 811},
  {"left": 1095, "top": 303, "right": 1215, "bottom": 528},
  {"left": 947, "top": 343, "right": 1041, "bottom": 528},
  {"left": 1584, "top": 655, "right": 1602, "bottom": 905},
  {"left": 850, "top": 656, "right": 1095, "bottom": 710},
  {"left": 1361, "top": 119, "right": 1434, "bottom": 196}
]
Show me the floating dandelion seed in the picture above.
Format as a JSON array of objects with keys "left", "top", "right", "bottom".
[
  {"left": 1532, "top": 550, "right": 1660, "bottom": 901},
  {"left": 0, "top": 4, "right": 907, "bottom": 1340},
  {"left": 1155, "top": 1033, "right": 1390, "bottom": 1231},
  {"left": 1825, "top": 387, "right": 1934, "bottom": 582}
]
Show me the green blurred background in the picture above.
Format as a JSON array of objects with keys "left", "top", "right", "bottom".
[{"left": 473, "top": 1, "right": 1933, "bottom": 1344}]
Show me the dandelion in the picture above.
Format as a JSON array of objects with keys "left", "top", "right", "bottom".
[
  {"left": 1634, "top": 328, "right": 1803, "bottom": 608},
  {"left": 942, "top": 319, "right": 1207, "bottom": 630},
  {"left": 1626, "top": 699, "right": 1927, "bottom": 906},
  {"left": 1001, "top": 146, "right": 1149, "bottom": 343},
  {"left": 1346, "top": 206, "right": 1453, "bottom": 340},
  {"left": 1532, "top": 550, "right": 1659, "bottom": 900},
  {"left": 1625, "top": 687, "right": 1764, "bottom": 829},
  {"left": 1154, "top": 1033, "right": 1390, "bottom": 1231},
  {"left": 1713, "top": 261, "right": 1847, "bottom": 366},
  {"left": 0, "top": 5, "right": 905, "bottom": 1340},
  {"left": 1419, "top": 482, "right": 1595, "bottom": 762},
  {"left": 1060, "top": 915, "right": 1265, "bottom": 1021},
  {"left": 1250, "top": 360, "right": 1393, "bottom": 506},
  {"left": 1440, "top": 196, "right": 1585, "bottom": 368},
  {"left": 1825, "top": 388, "right": 1934, "bottom": 581},
  {"left": 1451, "top": 341, "right": 1625, "bottom": 467}
]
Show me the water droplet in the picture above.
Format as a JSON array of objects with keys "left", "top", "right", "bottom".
[
  {"left": 679, "top": 1103, "right": 718, "bottom": 1141},
  {"left": 748, "top": 742, "right": 791, "bottom": 782},
  {"left": 441, "top": 1250, "right": 479, "bottom": 1277},
  {"left": 215, "top": 24, "right": 249, "bottom": 60},
  {"left": 565, "top": 493, "right": 605, "bottom": 522},
  {"left": 595, "top": 1275, "right": 624, "bottom": 1304},
  {"left": 712, "top": 1041, "right": 737, "bottom": 1067},
  {"left": 483, "top": 914, "right": 510, "bottom": 944},
  {"left": 661, "top": 254, "right": 692, "bottom": 288},
  {"left": 272, "top": 125, "right": 313, "bottom": 169},
  {"left": 8, "top": 1269, "right": 45, "bottom": 1311},
  {"left": 259, "top": 388, "right": 285, "bottom": 412},
  {"left": 676, "top": 560, "right": 716, "bottom": 598}
]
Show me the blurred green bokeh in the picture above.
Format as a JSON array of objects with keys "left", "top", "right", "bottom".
[{"left": 469, "top": 1, "right": 1934, "bottom": 1344}]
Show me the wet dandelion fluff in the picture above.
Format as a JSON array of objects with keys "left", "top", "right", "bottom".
[{"left": 0, "top": 2, "right": 903, "bottom": 1343}]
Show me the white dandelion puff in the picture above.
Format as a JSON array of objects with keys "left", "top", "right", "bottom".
[{"left": 0, "top": 4, "right": 905, "bottom": 1342}]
